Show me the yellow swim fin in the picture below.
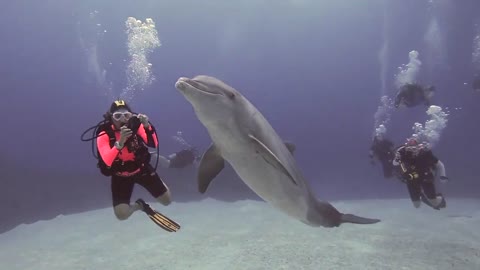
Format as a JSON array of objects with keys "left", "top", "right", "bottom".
[{"left": 136, "top": 199, "right": 181, "bottom": 232}]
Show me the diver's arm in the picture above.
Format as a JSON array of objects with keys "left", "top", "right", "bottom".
[
  {"left": 368, "top": 150, "right": 375, "bottom": 165},
  {"left": 137, "top": 124, "right": 158, "bottom": 148},
  {"left": 150, "top": 153, "right": 170, "bottom": 169},
  {"left": 394, "top": 86, "right": 408, "bottom": 107},
  {"left": 394, "top": 94, "right": 401, "bottom": 108},
  {"left": 392, "top": 156, "right": 400, "bottom": 166},
  {"left": 423, "top": 90, "right": 431, "bottom": 106},
  {"left": 96, "top": 131, "right": 120, "bottom": 167},
  {"left": 424, "top": 93, "right": 431, "bottom": 106},
  {"left": 394, "top": 90, "right": 406, "bottom": 108},
  {"left": 434, "top": 160, "right": 447, "bottom": 178},
  {"left": 392, "top": 150, "right": 402, "bottom": 166},
  {"left": 387, "top": 140, "right": 394, "bottom": 148}
]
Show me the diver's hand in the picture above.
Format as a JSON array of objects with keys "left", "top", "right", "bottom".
[
  {"left": 393, "top": 152, "right": 401, "bottom": 165},
  {"left": 439, "top": 176, "right": 449, "bottom": 183},
  {"left": 138, "top": 114, "right": 150, "bottom": 128},
  {"left": 119, "top": 126, "right": 133, "bottom": 145}
]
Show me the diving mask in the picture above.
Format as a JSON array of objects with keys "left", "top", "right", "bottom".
[{"left": 112, "top": 111, "right": 133, "bottom": 121}]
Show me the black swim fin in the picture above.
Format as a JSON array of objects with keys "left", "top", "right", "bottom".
[
  {"left": 136, "top": 199, "right": 181, "bottom": 232},
  {"left": 420, "top": 193, "right": 446, "bottom": 210},
  {"left": 341, "top": 214, "right": 381, "bottom": 225}
]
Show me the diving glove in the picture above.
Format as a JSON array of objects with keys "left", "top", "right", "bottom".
[
  {"left": 119, "top": 126, "right": 133, "bottom": 145},
  {"left": 137, "top": 114, "right": 149, "bottom": 127}
]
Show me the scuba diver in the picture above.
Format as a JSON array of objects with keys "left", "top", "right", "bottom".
[
  {"left": 369, "top": 134, "right": 395, "bottom": 179},
  {"left": 394, "top": 83, "right": 435, "bottom": 108},
  {"left": 392, "top": 138, "right": 449, "bottom": 210},
  {"left": 473, "top": 75, "right": 480, "bottom": 92},
  {"left": 151, "top": 147, "right": 200, "bottom": 169},
  {"left": 81, "top": 100, "right": 180, "bottom": 232}
]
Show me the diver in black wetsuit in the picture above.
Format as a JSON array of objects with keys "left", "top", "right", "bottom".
[
  {"left": 473, "top": 75, "right": 480, "bottom": 92},
  {"left": 369, "top": 135, "right": 395, "bottom": 179},
  {"left": 394, "top": 83, "right": 435, "bottom": 108},
  {"left": 151, "top": 147, "right": 200, "bottom": 169},
  {"left": 167, "top": 148, "right": 199, "bottom": 168},
  {"left": 392, "top": 138, "right": 449, "bottom": 210}
]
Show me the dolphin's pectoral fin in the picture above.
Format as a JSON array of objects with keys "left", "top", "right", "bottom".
[
  {"left": 284, "top": 142, "right": 296, "bottom": 155},
  {"left": 248, "top": 134, "right": 298, "bottom": 186},
  {"left": 197, "top": 143, "right": 225, "bottom": 194}
]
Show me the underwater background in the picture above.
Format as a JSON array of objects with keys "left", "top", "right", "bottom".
[{"left": 1, "top": 1, "right": 480, "bottom": 269}]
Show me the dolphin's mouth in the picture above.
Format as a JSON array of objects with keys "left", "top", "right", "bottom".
[{"left": 176, "top": 77, "right": 221, "bottom": 96}]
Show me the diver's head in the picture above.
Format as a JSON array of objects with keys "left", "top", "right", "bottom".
[
  {"left": 404, "top": 138, "right": 427, "bottom": 158},
  {"left": 108, "top": 100, "right": 133, "bottom": 129},
  {"left": 374, "top": 124, "right": 386, "bottom": 141},
  {"left": 374, "top": 133, "right": 384, "bottom": 141},
  {"left": 406, "top": 138, "right": 419, "bottom": 146}
]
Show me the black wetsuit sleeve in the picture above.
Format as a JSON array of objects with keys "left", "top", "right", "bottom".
[
  {"left": 386, "top": 140, "right": 394, "bottom": 148},
  {"left": 394, "top": 92, "right": 402, "bottom": 107},
  {"left": 423, "top": 92, "right": 431, "bottom": 106},
  {"left": 397, "top": 149, "right": 403, "bottom": 161}
]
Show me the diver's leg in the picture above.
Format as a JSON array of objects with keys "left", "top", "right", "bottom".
[
  {"left": 156, "top": 187, "right": 172, "bottom": 206},
  {"left": 157, "top": 155, "right": 171, "bottom": 168},
  {"left": 381, "top": 160, "right": 393, "bottom": 178},
  {"left": 421, "top": 180, "right": 445, "bottom": 209},
  {"left": 406, "top": 181, "right": 421, "bottom": 208},
  {"left": 111, "top": 175, "right": 141, "bottom": 220},
  {"left": 137, "top": 169, "right": 172, "bottom": 206}
]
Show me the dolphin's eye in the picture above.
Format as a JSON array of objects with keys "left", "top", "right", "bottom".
[{"left": 229, "top": 93, "right": 235, "bottom": 99}]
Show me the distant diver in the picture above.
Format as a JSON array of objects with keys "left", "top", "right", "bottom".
[
  {"left": 151, "top": 147, "right": 201, "bottom": 169},
  {"left": 473, "top": 75, "right": 480, "bottom": 92},
  {"left": 369, "top": 134, "right": 395, "bottom": 179},
  {"left": 394, "top": 83, "right": 435, "bottom": 108},
  {"left": 81, "top": 100, "right": 180, "bottom": 232},
  {"left": 392, "top": 138, "right": 449, "bottom": 210}
]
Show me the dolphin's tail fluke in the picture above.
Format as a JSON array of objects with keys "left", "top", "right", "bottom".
[
  {"left": 311, "top": 200, "right": 381, "bottom": 227},
  {"left": 341, "top": 214, "right": 381, "bottom": 225}
]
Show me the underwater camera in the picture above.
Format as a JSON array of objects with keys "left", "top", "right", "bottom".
[{"left": 127, "top": 115, "right": 142, "bottom": 133}]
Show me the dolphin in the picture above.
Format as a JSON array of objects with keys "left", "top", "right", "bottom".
[{"left": 175, "top": 75, "right": 380, "bottom": 228}]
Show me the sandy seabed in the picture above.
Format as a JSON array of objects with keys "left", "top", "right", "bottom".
[{"left": 1, "top": 198, "right": 479, "bottom": 270}]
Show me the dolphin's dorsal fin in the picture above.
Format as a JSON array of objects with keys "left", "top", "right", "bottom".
[
  {"left": 197, "top": 143, "right": 225, "bottom": 193},
  {"left": 284, "top": 142, "right": 296, "bottom": 155},
  {"left": 248, "top": 134, "right": 298, "bottom": 185}
]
